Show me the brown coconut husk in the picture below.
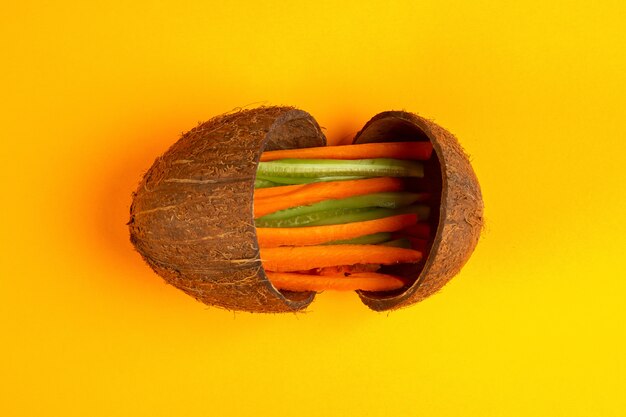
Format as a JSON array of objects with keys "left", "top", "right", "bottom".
[
  {"left": 352, "top": 111, "right": 483, "bottom": 311},
  {"left": 129, "top": 107, "right": 326, "bottom": 313},
  {"left": 129, "top": 107, "right": 483, "bottom": 313}
]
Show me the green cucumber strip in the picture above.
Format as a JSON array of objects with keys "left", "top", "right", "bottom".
[
  {"left": 256, "top": 175, "right": 367, "bottom": 185},
  {"left": 378, "top": 238, "right": 412, "bottom": 249},
  {"left": 255, "top": 204, "right": 429, "bottom": 228},
  {"left": 254, "top": 178, "right": 281, "bottom": 188},
  {"left": 255, "top": 207, "right": 371, "bottom": 228},
  {"left": 257, "top": 192, "right": 427, "bottom": 221},
  {"left": 305, "top": 205, "right": 428, "bottom": 226},
  {"left": 322, "top": 232, "right": 393, "bottom": 245},
  {"left": 257, "top": 158, "right": 424, "bottom": 178}
]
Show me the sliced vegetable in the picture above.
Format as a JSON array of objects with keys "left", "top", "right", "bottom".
[
  {"left": 256, "top": 213, "right": 418, "bottom": 247},
  {"left": 257, "top": 158, "right": 424, "bottom": 179},
  {"left": 266, "top": 271, "right": 406, "bottom": 292},
  {"left": 322, "top": 232, "right": 392, "bottom": 245},
  {"left": 260, "top": 141, "right": 433, "bottom": 162},
  {"left": 305, "top": 205, "right": 429, "bottom": 227},
  {"left": 254, "top": 178, "right": 281, "bottom": 188},
  {"left": 256, "top": 175, "right": 367, "bottom": 185},
  {"left": 260, "top": 244, "right": 422, "bottom": 271},
  {"left": 256, "top": 207, "right": 372, "bottom": 228},
  {"left": 256, "top": 191, "right": 427, "bottom": 219},
  {"left": 256, "top": 204, "right": 429, "bottom": 228}
]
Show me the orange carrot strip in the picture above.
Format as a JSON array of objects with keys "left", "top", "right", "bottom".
[
  {"left": 260, "top": 244, "right": 422, "bottom": 271},
  {"left": 253, "top": 183, "right": 308, "bottom": 199},
  {"left": 253, "top": 177, "right": 404, "bottom": 218},
  {"left": 266, "top": 271, "right": 406, "bottom": 292},
  {"left": 259, "top": 142, "right": 433, "bottom": 162},
  {"left": 256, "top": 214, "right": 418, "bottom": 247}
]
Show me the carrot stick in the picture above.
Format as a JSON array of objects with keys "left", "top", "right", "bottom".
[
  {"left": 260, "top": 142, "right": 433, "bottom": 162},
  {"left": 256, "top": 214, "right": 418, "bottom": 247},
  {"left": 253, "top": 177, "right": 404, "bottom": 218},
  {"left": 266, "top": 271, "right": 406, "bottom": 291},
  {"left": 260, "top": 244, "right": 422, "bottom": 271}
]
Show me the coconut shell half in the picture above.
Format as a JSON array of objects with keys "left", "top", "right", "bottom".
[
  {"left": 129, "top": 107, "right": 326, "bottom": 313},
  {"left": 129, "top": 106, "right": 483, "bottom": 313},
  {"left": 352, "top": 111, "right": 483, "bottom": 311}
]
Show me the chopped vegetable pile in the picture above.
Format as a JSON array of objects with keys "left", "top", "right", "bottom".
[{"left": 254, "top": 141, "right": 434, "bottom": 292}]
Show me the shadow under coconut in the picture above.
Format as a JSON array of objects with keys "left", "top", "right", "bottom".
[
  {"left": 322, "top": 119, "right": 361, "bottom": 146},
  {"left": 77, "top": 131, "right": 177, "bottom": 296}
]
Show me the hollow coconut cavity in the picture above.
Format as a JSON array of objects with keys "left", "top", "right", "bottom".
[{"left": 129, "top": 106, "right": 483, "bottom": 313}]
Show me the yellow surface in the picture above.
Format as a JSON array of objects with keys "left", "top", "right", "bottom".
[{"left": 1, "top": 1, "right": 625, "bottom": 416}]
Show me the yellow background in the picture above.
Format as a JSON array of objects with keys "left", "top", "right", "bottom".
[{"left": 2, "top": 1, "right": 625, "bottom": 416}]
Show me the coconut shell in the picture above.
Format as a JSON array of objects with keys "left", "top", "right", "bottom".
[
  {"left": 129, "top": 106, "right": 483, "bottom": 313},
  {"left": 352, "top": 111, "right": 483, "bottom": 311},
  {"left": 129, "top": 107, "right": 326, "bottom": 313}
]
